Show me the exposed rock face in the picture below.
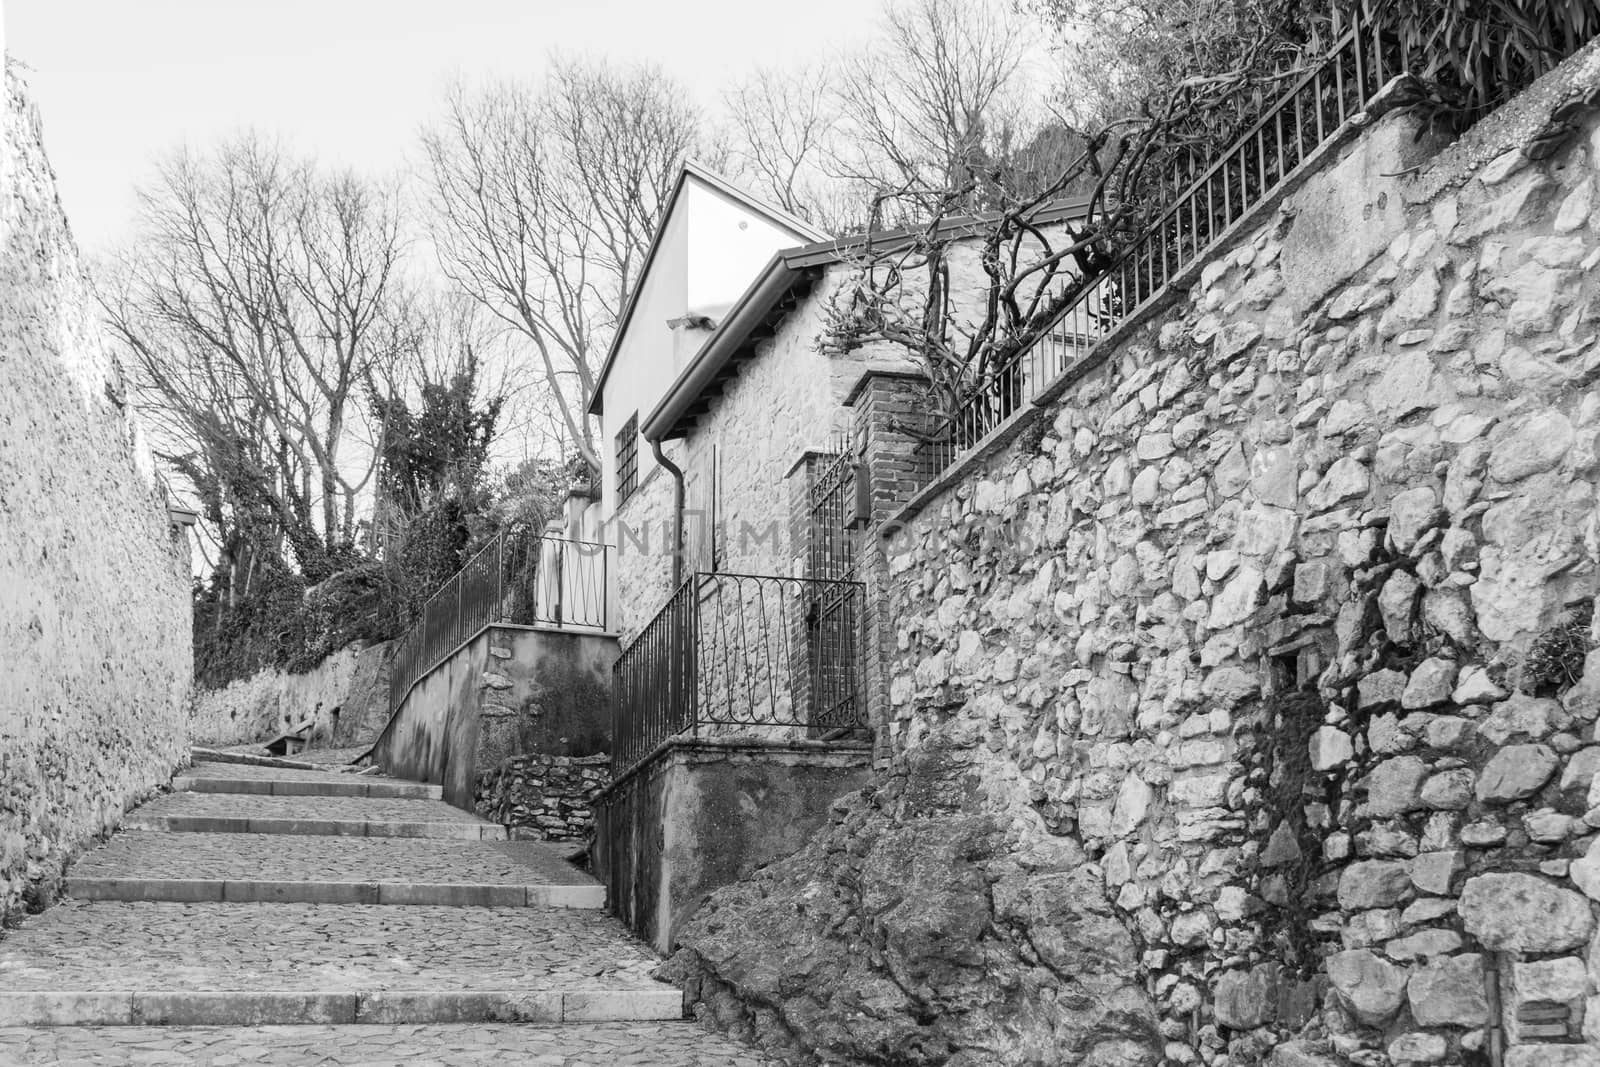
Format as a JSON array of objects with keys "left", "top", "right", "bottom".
[{"left": 664, "top": 722, "right": 1160, "bottom": 1066}]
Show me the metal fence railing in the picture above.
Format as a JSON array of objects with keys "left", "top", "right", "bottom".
[
  {"left": 387, "top": 529, "right": 612, "bottom": 711},
  {"left": 916, "top": 9, "right": 1402, "bottom": 487},
  {"left": 610, "top": 571, "right": 867, "bottom": 776}
]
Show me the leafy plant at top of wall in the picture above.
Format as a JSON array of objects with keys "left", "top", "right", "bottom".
[{"left": 1362, "top": 0, "right": 1600, "bottom": 131}]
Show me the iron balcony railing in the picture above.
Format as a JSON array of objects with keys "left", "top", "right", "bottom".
[
  {"left": 387, "top": 528, "right": 612, "bottom": 711},
  {"left": 917, "top": 9, "right": 1403, "bottom": 486},
  {"left": 611, "top": 571, "right": 866, "bottom": 776}
]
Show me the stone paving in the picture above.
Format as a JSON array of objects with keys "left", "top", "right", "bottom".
[
  {"left": 0, "top": 751, "right": 779, "bottom": 1062},
  {"left": 0, "top": 1022, "right": 779, "bottom": 1065},
  {"left": 182, "top": 762, "right": 379, "bottom": 784},
  {"left": 0, "top": 901, "right": 664, "bottom": 992},
  {"left": 122, "top": 791, "right": 508, "bottom": 841},
  {"left": 177, "top": 763, "right": 430, "bottom": 799},
  {"left": 127, "top": 793, "right": 490, "bottom": 827},
  {"left": 72, "top": 833, "right": 594, "bottom": 887}
]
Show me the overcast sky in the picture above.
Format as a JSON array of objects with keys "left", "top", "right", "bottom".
[{"left": 4, "top": 0, "right": 873, "bottom": 253}]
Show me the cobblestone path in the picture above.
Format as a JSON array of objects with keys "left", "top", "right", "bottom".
[{"left": 0, "top": 758, "right": 777, "bottom": 1065}]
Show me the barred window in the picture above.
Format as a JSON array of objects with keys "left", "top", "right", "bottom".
[{"left": 616, "top": 413, "right": 639, "bottom": 503}]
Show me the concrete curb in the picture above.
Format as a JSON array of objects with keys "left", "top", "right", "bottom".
[
  {"left": 70, "top": 877, "right": 606, "bottom": 909},
  {"left": 173, "top": 775, "right": 443, "bottom": 800},
  {"left": 120, "top": 816, "right": 506, "bottom": 841},
  {"left": 0, "top": 987, "right": 683, "bottom": 1026}
]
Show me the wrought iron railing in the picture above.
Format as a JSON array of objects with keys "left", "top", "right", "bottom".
[
  {"left": 610, "top": 571, "right": 866, "bottom": 775},
  {"left": 387, "top": 529, "right": 612, "bottom": 711},
  {"left": 917, "top": 9, "right": 1404, "bottom": 486}
]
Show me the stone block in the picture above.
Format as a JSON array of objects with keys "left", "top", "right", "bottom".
[
  {"left": 562, "top": 989, "right": 684, "bottom": 1022},
  {"left": 1326, "top": 948, "right": 1408, "bottom": 1026},
  {"left": 1362, "top": 756, "right": 1428, "bottom": 816},
  {"left": 1409, "top": 850, "right": 1464, "bottom": 896},
  {"left": 1476, "top": 744, "right": 1559, "bottom": 802},
  {"left": 1460, "top": 873, "right": 1595, "bottom": 952},
  {"left": 132, "top": 991, "right": 357, "bottom": 1026},
  {"left": 1338, "top": 860, "right": 1413, "bottom": 910},
  {"left": 1213, "top": 964, "right": 1279, "bottom": 1030},
  {"left": 1408, "top": 954, "right": 1488, "bottom": 1026}
]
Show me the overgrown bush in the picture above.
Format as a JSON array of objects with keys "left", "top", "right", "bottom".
[{"left": 1364, "top": 0, "right": 1600, "bottom": 128}]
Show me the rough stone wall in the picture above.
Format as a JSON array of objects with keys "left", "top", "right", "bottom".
[
  {"left": 475, "top": 752, "right": 609, "bottom": 843},
  {"left": 877, "top": 71, "right": 1600, "bottom": 1067},
  {"left": 0, "top": 66, "right": 191, "bottom": 921},
  {"left": 611, "top": 464, "right": 677, "bottom": 644},
  {"left": 188, "top": 640, "right": 392, "bottom": 748}
]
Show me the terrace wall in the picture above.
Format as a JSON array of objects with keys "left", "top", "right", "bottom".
[{"left": 668, "top": 43, "right": 1600, "bottom": 1067}]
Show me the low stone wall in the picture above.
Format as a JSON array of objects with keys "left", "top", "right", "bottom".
[
  {"left": 595, "top": 738, "right": 874, "bottom": 954},
  {"left": 372, "top": 625, "right": 617, "bottom": 809},
  {"left": 0, "top": 67, "right": 192, "bottom": 921},
  {"left": 475, "top": 753, "right": 610, "bottom": 843},
  {"left": 188, "top": 640, "right": 392, "bottom": 748}
]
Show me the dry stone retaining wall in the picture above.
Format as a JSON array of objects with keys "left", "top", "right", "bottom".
[
  {"left": 0, "top": 66, "right": 191, "bottom": 922},
  {"left": 878, "top": 70, "right": 1600, "bottom": 1066},
  {"left": 475, "top": 753, "right": 609, "bottom": 842}
]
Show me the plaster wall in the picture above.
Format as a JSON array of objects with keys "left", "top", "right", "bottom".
[
  {"left": 594, "top": 739, "right": 874, "bottom": 953},
  {"left": 372, "top": 624, "right": 617, "bottom": 809},
  {"left": 188, "top": 640, "right": 392, "bottom": 748},
  {"left": 598, "top": 175, "right": 822, "bottom": 522},
  {"left": 0, "top": 66, "right": 191, "bottom": 920}
]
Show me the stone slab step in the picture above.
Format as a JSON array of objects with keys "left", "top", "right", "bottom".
[
  {"left": 176, "top": 761, "right": 441, "bottom": 800},
  {"left": 123, "top": 793, "right": 505, "bottom": 841},
  {"left": 70, "top": 877, "right": 603, "bottom": 908},
  {"left": 188, "top": 746, "right": 355, "bottom": 772},
  {"left": 70, "top": 833, "right": 601, "bottom": 907},
  {"left": 0, "top": 901, "right": 677, "bottom": 1027},
  {"left": 0, "top": 988, "right": 681, "bottom": 1027},
  {"left": 0, "top": 1021, "right": 780, "bottom": 1066}
]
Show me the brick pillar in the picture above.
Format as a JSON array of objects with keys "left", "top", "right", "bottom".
[{"left": 845, "top": 370, "right": 929, "bottom": 768}]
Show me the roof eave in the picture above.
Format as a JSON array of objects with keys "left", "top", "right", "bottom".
[{"left": 641, "top": 254, "right": 806, "bottom": 443}]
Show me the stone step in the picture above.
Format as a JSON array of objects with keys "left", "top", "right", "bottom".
[
  {"left": 176, "top": 761, "right": 442, "bottom": 800},
  {"left": 0, "top": 988, "right": 681, "bottom": 1027},
  {"left": 123, "top": 792, "right": 505, "bottom": 841},
  {"left": 0, "top": 1021, "right": 780, "bottom": 1064},
  {"left": 70, "top": 831, "right": 603, "bottom": 908},
  {"left": 188, "top": 746, "right": 361, "bottom": 772},
  {"left": 71, "top": 876, "right": 603, "bottom": 908},
  {"left": 0, "top": 901, "right": 680, "bottom": 1027}
]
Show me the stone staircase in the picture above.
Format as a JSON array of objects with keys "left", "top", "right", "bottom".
[{"left": 0, "top": 756, "right": 774, "bottom": 1064}]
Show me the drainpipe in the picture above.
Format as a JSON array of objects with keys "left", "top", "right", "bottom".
[{"left": 650, "top": 438, "right": 686, "bottom": 588}]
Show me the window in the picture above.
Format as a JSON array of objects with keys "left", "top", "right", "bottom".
[{"left": 616, "top": 413, "right": 639, "bottom": 504}]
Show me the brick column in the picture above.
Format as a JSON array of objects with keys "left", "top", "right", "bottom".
[{"left": 845, "top": 370, "right": 929, "bottom": 767}]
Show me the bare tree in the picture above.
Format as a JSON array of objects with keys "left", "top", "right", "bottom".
[
  {"left": 102, "top": 135, "right": 408, "bottom": 584},
  {"left": 830, "top": 0, "right": 1048, "bottom": 220},
  {"left": 722, "top": 65, "right": 841, "bottom": 227},
  {"left": 821, "top": 2, "right": 1330, "bottom": 439},
  {"left": 421, "top": 58, "right": 707, "bottom": 478}
]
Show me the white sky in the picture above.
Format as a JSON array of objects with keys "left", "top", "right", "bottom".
[{"left": 3, "top": 0, "right": 877, "bottom": 253}]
